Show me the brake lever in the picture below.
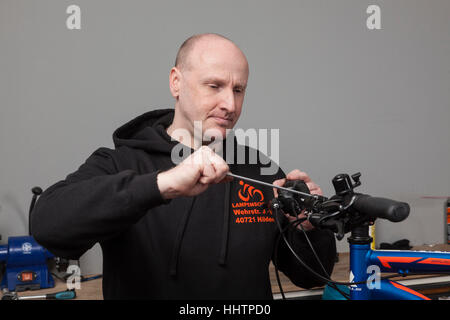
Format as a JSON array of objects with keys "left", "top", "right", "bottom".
[
  {"left": 308, "top": 209, "right": 346, "bottom": 240},
  {"left": 333, "top": 220, "right": 345, "bottom": 240},
  {"left": 277, "top": 180, "right": 311, "bottom": 216}
]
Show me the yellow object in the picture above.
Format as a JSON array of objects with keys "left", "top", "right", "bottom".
[{"left": 369, "top": 224, "right": 376, "bottom": 250}]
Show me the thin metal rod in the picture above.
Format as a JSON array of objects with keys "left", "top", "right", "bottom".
[
  {"left": 226, "top": 172, "right": 320, "bottom": 200},
  {"left": 18, "top": 295, "right": 46, "bottom": 300}
]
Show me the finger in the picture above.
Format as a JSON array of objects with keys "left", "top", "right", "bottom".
[
  {"left": 310, "top": 187, "right": 323, "bottom": 196},
  {"left": 307, "top": 182, "right": 323, "bottom": 195},
  {"left": 272, "top": 178, "right": 286, "bottom": 197},
  {"left": 306, "top": 181, "right": 317, "bottom": 191},
  {"left": 212, "top": 162, "right": 229, "bottom": 183},
  {"left": 199, "top": 151, "right": 216, "bottom": 184},
  {"left": 218, "top": 175, "right": 233, "bottom": 183},
  {"left": 200, "top": 167, "right": 217, "bottom": 184},
  {"left": 286, "top": 169, "right": 311, "bottom": 182},
  {"left": 285, "top": 213, "right": 314, "bottom": 231},
  {"left": 299, "top": 220, "right": 314, "bottom": 231},
  {"left": 273, "top": 178, "right": 286, "bottom": 187},
  {"left": 209, "top": 153, "right": 230, "bottom": 183},
  {"left": 285, "top": 214, "right": 296, "bottom": 223},
  {"left": 315, "top": 187, "right": 323, "bottom": 196},
  {"left": 202, "top": 147, "right": 229, "bottom": 184}
]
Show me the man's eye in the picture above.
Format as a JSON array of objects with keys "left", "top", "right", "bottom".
[{"left": 208, "top": 84, "right": 219, "bottom": 89}]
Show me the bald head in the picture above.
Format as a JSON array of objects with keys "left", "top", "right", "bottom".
[
  {"left": 175, "top": 33, "right": 248, "bottom": 72},
  {"left": 168, "top": 33, "right": 249, "bottom": 141}
]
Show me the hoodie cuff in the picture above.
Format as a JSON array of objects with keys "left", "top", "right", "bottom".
[{"left": 128, "top": 171, "right": 171, "bottom": 210}]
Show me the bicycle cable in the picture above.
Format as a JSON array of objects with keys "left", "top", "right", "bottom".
[
  {"left": 297, "top": 219, "right": 350, "bottom": 299},
  {"left": 274, "top": 212, "right": 350, "bottom": 299},
  {"left": 273, "top": 205, "right": 406, "bottom": 288},
  {"left": 274, "top": 217, "right": 350, "bottom": 300}
]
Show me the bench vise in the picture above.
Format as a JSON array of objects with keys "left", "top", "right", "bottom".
[{"left": 0, "top": 235, "right": 54, "bottom": 292}]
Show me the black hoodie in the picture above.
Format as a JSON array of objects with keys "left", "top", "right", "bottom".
[{"left": 31, "top": 109, "right": 336, "bottom": 299}]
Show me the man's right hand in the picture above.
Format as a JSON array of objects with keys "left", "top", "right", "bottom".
[{"left": 157, "top": 146, "right": 232, "bottom": 200}]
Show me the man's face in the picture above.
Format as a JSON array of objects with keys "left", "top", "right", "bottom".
[{"left": 170, "top": 38, "right": 249, "bottom": 141}]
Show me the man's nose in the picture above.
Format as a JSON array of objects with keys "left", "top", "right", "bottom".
[{"left": 219, "top": 88, "right": 236, "bottom": 114}]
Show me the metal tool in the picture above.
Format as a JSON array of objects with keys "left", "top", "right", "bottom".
[
  {"left": 2, "top": 289, "right": 76, "bottom": 300},
  {"left": 226, "top": 172, "right": 325, "bottom": 201}
]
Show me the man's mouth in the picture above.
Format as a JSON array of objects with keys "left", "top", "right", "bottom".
[{"left": 209, "top": 116, "right": 233, "bottom": 126}]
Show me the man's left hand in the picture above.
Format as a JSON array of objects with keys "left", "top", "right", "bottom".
[{"left": 272, "top": 169, "right": 323, "bottom": 231}]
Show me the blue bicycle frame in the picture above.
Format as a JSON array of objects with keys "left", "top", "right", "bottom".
[
  {"left": 349, "top": 231, "right": 450, "bottom": 300},
  {"left": 270, "top": 171, "right": 449, "bottom": 300}
]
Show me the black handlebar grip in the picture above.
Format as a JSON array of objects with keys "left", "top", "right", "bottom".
[{"left": 352, "top": 194, "right": 410, "bottom": 222}]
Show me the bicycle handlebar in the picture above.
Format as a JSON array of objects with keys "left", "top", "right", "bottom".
[
  {"left": 273, "top": 172, "right": 411, "bottom": 238},
  {"left": 304, "top": 193, "right": 410, "bottom": 239},
  {"left": 352, "top": 194, "right": 410, "bottom": 223}
]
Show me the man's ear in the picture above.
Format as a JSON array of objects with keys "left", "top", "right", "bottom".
[{"left": 169, "top": 67, "right": 181, "bottom": 99}]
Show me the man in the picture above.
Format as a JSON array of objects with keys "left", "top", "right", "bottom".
[{"left": 31, "top": 33, "right": 336, "bottom": 299}]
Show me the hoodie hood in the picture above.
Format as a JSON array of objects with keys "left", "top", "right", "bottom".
[{"left": 113, "top": 108, "right": 177, "bottom": 154}]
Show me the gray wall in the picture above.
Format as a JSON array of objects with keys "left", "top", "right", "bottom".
[{"left": 1, "top": 0, "right": 449, "bottom": 275}]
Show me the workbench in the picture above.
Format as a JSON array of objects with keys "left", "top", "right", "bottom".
[
  {"left": 0, "top": 275, "right": 103, "bottom": 300},
  {"left": 1, "top": 244, "right": 449, "bottom": 300}
]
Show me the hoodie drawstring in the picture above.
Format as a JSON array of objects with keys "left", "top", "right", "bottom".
[
  {"left": 169, "top": 197, "right": 196, "bottom": 277},
  {"left": 218, "top": 183, "right": 231, "bottom": 266},
  {"left": 169, "top": 182, "right": 232, "bottom": 276}
]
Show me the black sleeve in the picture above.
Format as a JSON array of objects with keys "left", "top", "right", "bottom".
[
  {"left": 273, "top": 216, "right": 337, "bottom": 289},
  {"left": 31, "top": 147, "right": 169, "bottom": 259}
]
